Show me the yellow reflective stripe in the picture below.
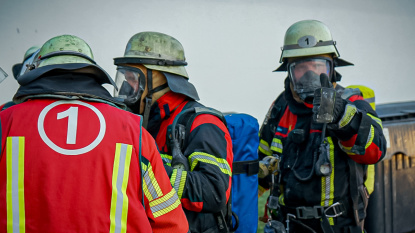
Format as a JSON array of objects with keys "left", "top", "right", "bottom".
[
  {"left": 7, "top": 137, "right": 26, "bottom": 233},
  {"left": 368, "top": 113, "right": 383, "bottom": 130},
  {"left": 170, "top": 169, "right": 187, "bottom": 199},
  {"left": 339, "top": 104, "right": 357, "bottom": 128},
  {"left": 141, "top": 162, "right": 147, "bottom": 170},
  {"left": 365, "top": 125, "right": 375, "bottom": 149},
  {"left": 17, "top": 137, "right": 25, "bottom": 233},
  {"left": 365, "top": 164, "right": 375, "bottom": 195},
  {"left": 189, "top": 152, "right": 231, "bottom": 175},
  {"left": 339, "top": 145, "right": 356, "bottom": 155},
  {"left": 141, "top": 161, "right": 154, "bottom": 202},
  {"left": 270, "top": 138, "right": 283, "bottom": 154},
  {"left": 149, "top": 188, "right": 181, "bottom": 218},
  {"left": 142, "top": 163, "right": 163, "bottom": 201},
  {"left": 278, "top": 193, "right": 285, "bottom": 206},
  {"left": 110, "top": 143, "right": 133, "bottom": 233},
  {"left": 259, "top": 139, "right": 272, "bottom": 156},
  {"left": 321, "top": 137, "right": 335, "bottom": 225},
  {"left": 160, "top": 154, "right": 172, "bottom": 166}
]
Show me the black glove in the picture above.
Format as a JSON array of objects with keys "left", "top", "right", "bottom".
[{"left": 312, "top": 74, "right": 347, "bottom": 125}]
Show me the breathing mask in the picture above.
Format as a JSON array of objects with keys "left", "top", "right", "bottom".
[
  {"left": 288, "top": 58, "right": 332, "bottom": 102},
  {"left": 114, "top": 66, "right": 146, "bottom": 113}
]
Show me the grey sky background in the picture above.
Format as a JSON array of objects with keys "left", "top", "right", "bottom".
[{"left": 1, "top": 0, "right": 414, "bottom": 122}]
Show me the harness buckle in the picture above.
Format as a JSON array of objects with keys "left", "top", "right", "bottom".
[
  {"left": 324, "top": 202, "right": 344, "bottom": 218},
  {"left": 295, "top": 206, "right": 324, "bottom": 219}
]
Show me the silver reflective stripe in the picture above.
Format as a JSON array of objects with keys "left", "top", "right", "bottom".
[
  {"left": 364, "top": 97, "right": 375, "bottom": 104},
  {"left": 144, "top": 170, "right": 159, "bottom": 200},
  {"left": 110, "top": 143, "right": 132, "bottom": 233},
  {"left": 173, "top": 169, "right": 182, "bottom": 192},
  {"left": 114, "top": 144, "right": 127, "bottom": 233},
  {"left": 12, "top": 137, "right": 20, "bottom": 232}
]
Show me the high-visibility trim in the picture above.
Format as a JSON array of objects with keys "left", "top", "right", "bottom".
[
  {"left": 321, "top": 137, "right": 335, "bottom": 225},
  {"left": 149, "top": 188, "right": 181, "bottom": 218},
  {"left": 278, "top": 193, "right": 285, "bottom": 206},
  {"left": 338, "top": 144, "right": 355, "bottom": 155},
  {"left": 339, "top": 125, "right": 374, "bottom": 155},
  {"left": 365, "top": 125, "right": 375, "bottom": 149},
  {"left": 338, "top": 104, "right": 357, "bottom": 128},
  {"left": 170, "top": 169, "right": 187, "bottom": 199},
  {"left": 160, "top": 154, "right": 172, "bottom": 166},
  {"left": 6, "top": 136, "right": 26, "bottom": 233},
  {"left": 189, "top": 152, "right": 231, "bottom": 175},
  {"left": 109, "top": 143, "right": 133, "bottom": 233},
  {"left": 259, "top": 140, "right": 272, "bottom": 156},
  {"left": 142, "top": 163, "right": 163, "bottom": 201},
  {"left": 368, "top": 113, "right": 383, "bottom": 130},
  {"left": 270, "top": 138, "right": 283, "bottom": 154}
]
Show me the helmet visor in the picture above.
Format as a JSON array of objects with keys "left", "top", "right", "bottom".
[
  {"left": 288, "top": 58, "right": 331, "bottom": 100},
  {"left": 114, "top": 66, "right": 146, "bottom": 111}
]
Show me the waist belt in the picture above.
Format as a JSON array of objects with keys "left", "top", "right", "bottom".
[
  {"left": 232, "top": 159, "right": 259, "bottom": 176},
  {"left": 283, "top": 202, "right": 347, "bottom": 220}
]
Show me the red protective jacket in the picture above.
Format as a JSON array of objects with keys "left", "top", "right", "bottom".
[
  {"left": 0, "top": 99, "right": 188, "bottom": 233},
  {"left": 146, "top": 91, "right": 233, "bottom": 233}
]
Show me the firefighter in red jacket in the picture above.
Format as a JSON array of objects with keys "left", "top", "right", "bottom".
[
  {"left": 0, "top": 34, "right": 189, "bottom": 233},
  {"left": 258, "top": 20, "right": 387, "bottom": 232},
  {"left": 113, "top": 32, "right": 233, "bottom": 233}
]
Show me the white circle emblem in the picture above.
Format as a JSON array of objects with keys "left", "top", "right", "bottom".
[{"left": 37, "top": 100, "right": 106, "bottom": 155}]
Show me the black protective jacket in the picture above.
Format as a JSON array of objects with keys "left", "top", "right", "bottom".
[
  {"left": 258, "top": 78, "right": 386, "bottom": 232},
  {"left": 146, "top": 91, "right": 233, "bottom": 233}
]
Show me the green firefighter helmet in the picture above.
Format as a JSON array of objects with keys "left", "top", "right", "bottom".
[
  {"left": 12, "top": 45, "right": 40, "bottom": 79},
  {"left": 34, "top": 35, "right": 96, "bottom": 68},
  {"left": 274, "top": 20, "right": 353, "bottom": 72},
  {"left": 18, "top": 34, "right": 115, "bottom": 87},
  {"left": 114, "top": 31, "right": 188, "bottom": 78},
  {"left": 23, "top": 46, "right": 41, "bottom": 61}
]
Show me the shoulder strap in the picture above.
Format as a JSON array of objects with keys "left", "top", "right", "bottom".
[
  {"left": 341, "top": 87, "right": 362, "bottom": 100},
  {"left": 170, "top": 104, "right": 226, "bottom": 150},
  {"left": 260, "top": 92, "right": 288, "bottom": 138}
]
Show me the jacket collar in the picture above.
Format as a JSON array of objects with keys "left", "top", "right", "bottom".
[{"left": 147, "top": 91, "right": 189, "bottom": 134}]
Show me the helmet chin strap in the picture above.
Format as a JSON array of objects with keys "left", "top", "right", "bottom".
[
  {"left": 141, "top": 69, "right": 170, "bottom": 129},
  {"left": 142, "top": 69, "right": 153, "bottom": 129}
]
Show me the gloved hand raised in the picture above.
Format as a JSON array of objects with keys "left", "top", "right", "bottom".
[{"left": 312, "top": 74, "right": 347, "bottom": 125}]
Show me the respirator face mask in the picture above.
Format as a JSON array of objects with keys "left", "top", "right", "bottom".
[
  {"left": 114, "top": 66, "right": 146, "bottom": 113},
  {"left": 288, "top": 58, "right": 332, "bottom": 102}
]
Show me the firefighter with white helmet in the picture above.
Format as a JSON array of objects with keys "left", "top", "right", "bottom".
[{"left": 258, "top": 20, "right": 386, "bottom": 233}]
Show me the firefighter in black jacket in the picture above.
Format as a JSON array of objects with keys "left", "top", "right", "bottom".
[
  {"left": 258, "top": 20, "right": 387, "bottom": 233},
  {"left": 113, "top": 32, "right": 233, "bottom": 233}
]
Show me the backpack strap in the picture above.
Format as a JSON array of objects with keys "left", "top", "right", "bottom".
[
  {"left": 348, "top": 157, "right": 369, "bottom": 230},
  {"left": 260, "top": 92, "right": 288, "bottom": 138},
  {"left": 233, "top": 160, "right": 259, "bottom": 176}
]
